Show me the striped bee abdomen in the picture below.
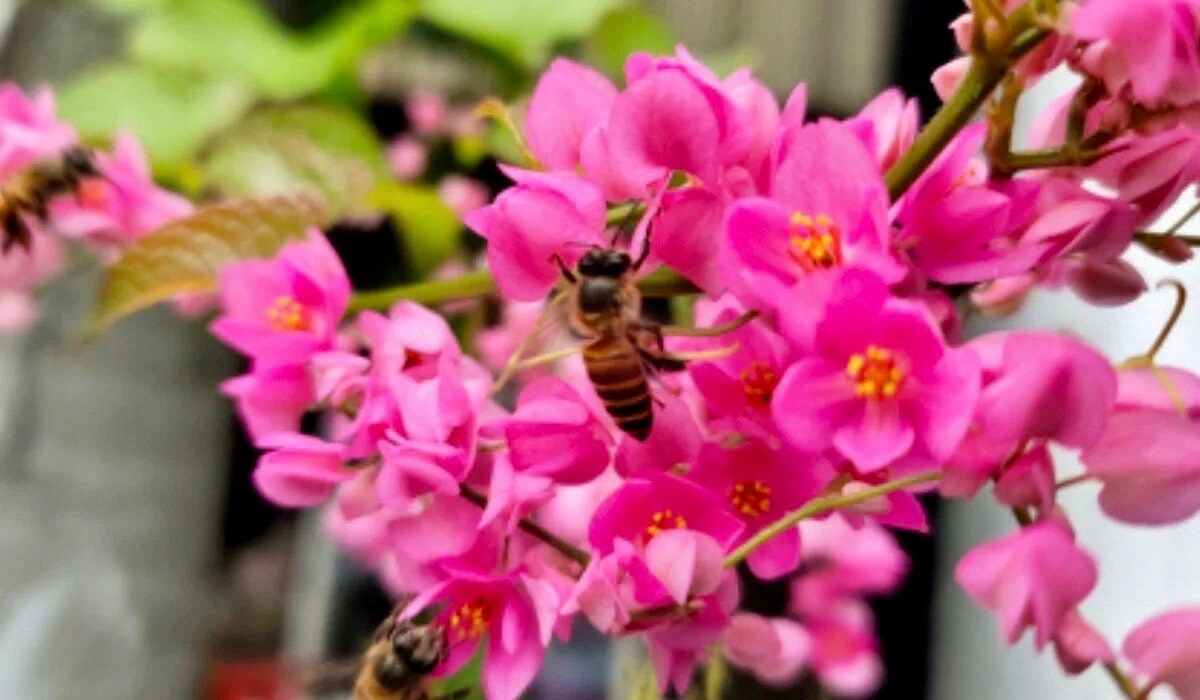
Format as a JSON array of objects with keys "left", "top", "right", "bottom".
[{"left": 583, "top": 335, "right": 653, "bottom": 441}]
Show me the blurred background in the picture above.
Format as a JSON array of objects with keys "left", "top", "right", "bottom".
[{"left": 0, "top": 1, "right": 1195, "bottom": 698}]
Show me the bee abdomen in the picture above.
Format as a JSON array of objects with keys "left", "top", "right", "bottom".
[{"left": 583, "top": 337, "right": 652, "bottom": 441}]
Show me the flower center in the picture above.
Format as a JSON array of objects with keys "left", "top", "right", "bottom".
[
  {"left": 266, "top": 295, "right": 309, "bottom": 332},
  {"left": 788, "top": 212, "right": 842, "bottom": 271},
  {"left": 76, "top": 177, "right": 109, "bottom": 208},
  {"left": 643, "top": 509, "right": 688, "bottom": 542},
  {"left": 740, "top": 362, "right": 779, "bottom": 407},
  {"left": 845, "top": 345, "right": 905, "bottom": 399},
  {"left": 730, "top": 480, "right": 772, "bottom": 518},
  {"left": 446, "top": 597, "right": 492, "bottom": 643}
]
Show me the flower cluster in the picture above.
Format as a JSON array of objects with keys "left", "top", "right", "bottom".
[
  {"left": 196, "top": 3, "right": 1200, "bottom": 698},
  {"left": 0, "top": 84, "right": 191, "bottom": 332}
]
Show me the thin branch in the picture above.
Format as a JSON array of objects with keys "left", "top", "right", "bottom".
[
  {"left": 722, "top": 471, "right": 942, "bottom": 569},
  {"left": 459, "top": 484, "right": 591, "bottom": 569}
]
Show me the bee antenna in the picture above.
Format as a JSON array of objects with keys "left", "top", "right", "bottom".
[{"left": 563, "top": 240, "right": 600, "bottom": 249}]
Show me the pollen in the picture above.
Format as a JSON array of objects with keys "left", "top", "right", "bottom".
[
  {"left": 788, "top": 211, "right": 842, "bottom": 271},
  {"left": 265, "top": 295, "right": 309, "bottom": 332},
  {"left": 740, "top": 362, "right": 779, "bottom": 407},
  {"left": 446, "top": 597, "right": 492, "bottom": 643},
  {"left": 730, "top": 480, "right": 772, "bottom": 518},
  {"left": 846, "top": 345, "right": 906, "bottom": 399},
  {"left": 643, "top": 509, "right": 688, "bottom": 542}
]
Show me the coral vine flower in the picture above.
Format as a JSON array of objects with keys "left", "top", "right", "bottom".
[
  {"left": 588, "top": 472, "right": 744, "bottom": 555},
  {"left": 722, "top": 613, "right": 811, "bottom": 687},
  {"left": 723, "top": 120, "right": 904, "bottom": 305},
  {"left": 464, "top": 166, "right": 606, "bottom": 301},
  {"left": 524, "top": 58, "right": 618, "bottom": 172},
  {"left": 220, "top": 363, "right": 316, "bottom": 444},
  {"left": 955, "top": 518, "right": 1098, "bottom": 649},
  {"left": 251, "top": 432, "right": 350, "bottom": 507},
  {"left": 402, "top": 573, "right": 554, "bottom": 700},
  {"left": 1123, "top": 606, "right": 1200, "bottom": 699},
  {"left": 211, "top": 229, "right": 350, "bottom": 367},
  {"left": 688, "top": 440, "right": 821, "bottom": 579},
  {"left": 0, "top": 83, "right": 77, "bottom": 177},
  {"left": 804, "top": 603, "right": 884, "bottom": 698},
  {"left": 772, "top": 268, "right": 980, "bottom": 471},
  {"left": 842, "top": 88, "right": 919, "bottom": 172}
]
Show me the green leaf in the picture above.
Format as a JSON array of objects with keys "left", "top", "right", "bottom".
[
  {"left": 586, "top": 7, "right": 674, "bottom": 79},
  {"left": 57, "top": 62, "right": 253, "bottom": 167},
  {"left": 201, "top": 105, "right": 387, "bottom": 219},
  {"left": 129, "top": 0, "right": 417, "bottom": 100},
  {"left": 419, "top": 0, "right": 626, "bottom": 69},
  {"left": 88, "top": 193, "right": 327, "bottom": 334},
  {"left": 368, "top": 182, "right": 461, "bottom": 277}
]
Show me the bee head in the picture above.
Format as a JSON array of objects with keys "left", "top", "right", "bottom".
[
  {"left": 578, "top": 248, "right": 631, "bottom": 277},
  {"left": 392, "top": 624, "right": 446, "bottom": 675},
  {"left": 62, "top": 147, "right": 100, "bottom": 177}
]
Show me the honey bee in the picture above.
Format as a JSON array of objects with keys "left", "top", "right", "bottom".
[
  {"left": 306, "top": 609, "right": 467, "bottom": 700},
  {"left": 0, "top": 146, "right": 101, "bottom": 252}
]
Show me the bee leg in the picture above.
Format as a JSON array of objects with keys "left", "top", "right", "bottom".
[
  {"left": 660, "top": 310, "right": 759, "bottom": 338},
  {"left": 640, "top": 344, "right": 741, "bottom": 367},
  {"left": 491, "top": 291, "right": 570, "bottom": 393},
  {"left": 550, "top": 253, "right": 577, "bottom": 283}
]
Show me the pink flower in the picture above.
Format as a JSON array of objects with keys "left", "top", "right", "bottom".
[
  {"left": 1123, "top": 606, "right": 1200, "bottom": 699},
  {"left": 524, "top": 58, "right": 618, "bottom": 172},
  {"left": 898, "top": 125, "right": 1046, "bottom": 284},
  {"left": 1053, "top": 610, "right": 1115, "bottom": 675},
  {"left": 402, "top": 572, "right": 554, "bottom": 700},
  {"left": 1087, "top": 125, "right": 1200, "bottom": 219},
  {"left": 955, "top": 518, "right": 1098, "bottom": 649},
  {"left": 211, "top": 229, "right": 350, "bottom": 367},
  {"left": 642, "top": 574, "right": 741, "bottom": 694},
  {"left": 49, "top": 133, "right": 192, "bottom": 254},
  {"left": 387, "top": 136, "right": 427, "bottom": 180},
  {"left": 722, "top": 613, "right": 811, "bottom": 686},
  {"left": 407, "top": 90, "right": 448, "bottom": 135},
  {"left": 0, "top": 228, "right": 64, "bottom": 333},
  {"left": 805, "top": 602, "right": 884, "bottom": 698},
  {"left": 1073, "top": 0, "right": 1200, "bottom": 106},
  {"left": 251, "top": 432, "right": 351, "bottom": 507},
  {"left": 676, "top": 294, "right": 792, "bottom": 437},
  {"left": 790, "top": 515, "right": 907, "bottom": 615},
  {"left": 464, "top": 167, "right": 606, "bottom": 301},
  {"left": 613, "top": 387, "right": 703, "bottom": 476},
  {"left": 688, "top": 440, "right": 822, "bottom": 579},
  {"left": 482, "top": 376, "right": 614, "bottom": 484},
  {"left": 625, "top": 529, "right": 727, "bottom": 608},
  {"left": 1081, "top": 367, "right": 1200, "bottom": 524},
  {"left": 221, "top": 364, "right": 316, "bottom": 444},
  {"left": 0, "top": 83, "right": 76, "bottom": 177},
  {"left": 772, "top": 268, "right": 980, "bottom": 471},
  {"left": 944, "top": 331, "right": 1116, "bottom": 497},
  {"left": 437, "top": 175, "right": 489, "bottom": 219},
  {"left": 723, "top": 120, "right": 904, "bottom": 307},
  {"left": 842, "top": 88, "right": 919, "bottom": 171},
  {"left": 588, "top": 472, "right": 744, "bottom": 555}
]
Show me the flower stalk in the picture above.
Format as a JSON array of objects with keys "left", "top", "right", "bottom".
[{"left": 722, "top": 471, "right": 942, "bottom": 569}]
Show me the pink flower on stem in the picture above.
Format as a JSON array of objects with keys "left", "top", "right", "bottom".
[
  {"left": 1073, "top": 0, "right": 1200, "bottom": 107},
  {"left": 944, "top": 331, "right": 1116, "bottom": 497},
  {"left": 722, "top": 613, "right": 811, "bottom": 687},
  {"left": 688, "top": 440, "right": 822, "bottom": 579},
  {"left": 1086, "top": 125, "right": 1200, "bottom": 219},
  {"left": 524, "top": 58, "right": 618, "bottom": 172},
  {"left": 0, "top": 228, "right": 64, "bottom": 333},
  {"left": 221, "top": 364, "right": 316, "bottom": 445},
  {"left": 805, "top": 602, "right": 884, "bottom": 698},
  {"left": 723, "top": 120, "right": 904, "bottom": 308},
  {"left": 588, "top": 472, "right": 744, "bottom": 555},
  {"left": 251, "top": 432, "right": 351, "bottom": 507},
  {"left": 211, "top": 229, "right": 350, "bottom": 367},
  {"left": 464, "top": 167, "right": 606, "bottom": 301},
  {"left": 955, "top": 518, "right": 1098, "bottom": 649},
  {"left": 1123, "top": 606, "right": 1200, "bottom": 699},
  {"left": 642, "top": 574, "right": 741, "bottom": 695},
  {"left": 1081, "top": 367, "right": 1200, "bottom": 524},
  {"left": 0, "top": 83, "right": 76, "bottom": 177},
  {"left": 842, "top": 88, "right": 919, "bottom": 172},
  {"left": 898, "top": 125, "right": 1047, "bottom": 284},
  {"left": 1053, "top": 610, "right": 1115, "bottom": 675},
  {"left": 790, "top": 515, "right": 908, "bottom": 615},
  {"left": 772, "top": 268, "right": 980, "bottom": 472},
  {"left": 481, "top": 376, "right": 614, "bottom": 484},
  {"left": 49, "top": 132, "right": 193, "bottom": 254},
  {"left": 401, "top": 573, "right": 554, "bottom": 700},
  {"left": 676, "top": 294, "right": 792, "bottom": 437}
]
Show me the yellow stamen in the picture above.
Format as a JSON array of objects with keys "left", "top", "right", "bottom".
[
  {"left": 740, "top": 362, "right": 779, "bottom": 407},
  {"left": 846, "top": 344, "right": 906, "bottom": 399},
  {"left": 265, "top": 295, "right": 309, "bottom": 332},
  {"left": 643, "top": 509, "right": 688, "bottom": 542},
  {"left": 788, "top": 211, "right": 843, "bottom": 271},
  {"left": 729, "top": 480, "right": 772, "bottom": 518}
]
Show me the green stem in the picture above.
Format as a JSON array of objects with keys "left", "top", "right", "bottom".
[
  {"left": 459, "top": 484, "right": 590, "bottom": 568},
  {"left": 884, "top": 3, "right": 1049, "bottom": 200},
  {"left": 348, "top": 266, "right": 697, "bottom": 313},
  {"left": 722, "top": 471, "right": 942, "bottom": 569}
]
